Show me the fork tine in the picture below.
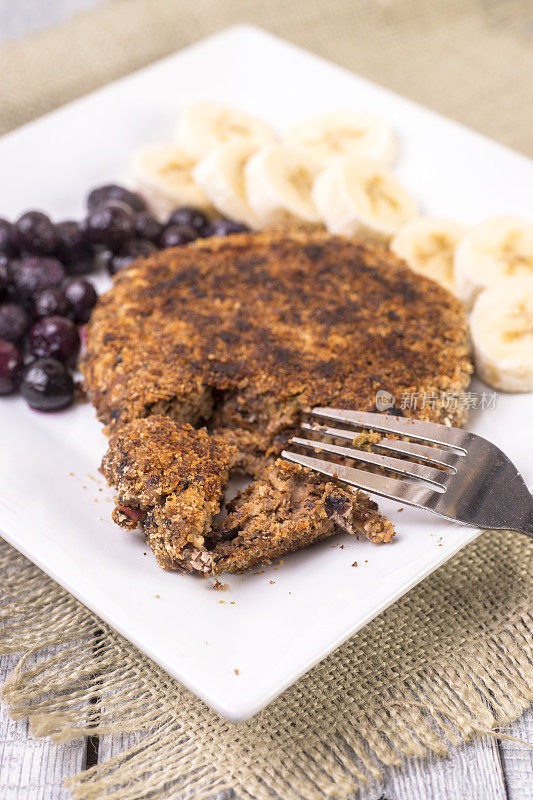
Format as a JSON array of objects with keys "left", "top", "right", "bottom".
[
  {"left": 311, "top": 408, "right": 469, "bottom": 450},
  {"left": 281, "top": 450, "right": 440, "bottom": 508},
  {"left": 291, "top": 436, "right": 448, "bottom": 486},
  {"left": 300, "top": 422, "right": 460, "bottom": 468}
]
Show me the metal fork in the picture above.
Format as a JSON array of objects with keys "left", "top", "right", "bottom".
[{"left": 282, "top": 408, "right": 533, "bottom": 537}]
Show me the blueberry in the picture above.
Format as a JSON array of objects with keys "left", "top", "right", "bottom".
[
  {"left": 390, "top": 407, "right": 404, "bottom": 416},
  {"left": 108, "top": 239, "right": 157, "bottom": 275},
  {"left": 0, "top": 255, "right": 12, "bottom": 298},
  {"left": 0, "top": 303, "right": 31, "bottom": 343},
  {"left": 56, "top": 220, "right": 96, "bottom": 275},
  {"left": 207, "top": 219, "right": 250, "bottom": 237},
  {"left": 64, "top": 278, "right": 97, "bottom": 323},
  {"left": 28, "top": 316, "right": 80, "bottom": 366},
  {"left": 84, "top": 200, "right": 137, "bottom": 249},
  {"left": 167, "top": 207, "right": 209, "bottom": 236},
  {"left": 135, "top": 212, "right": 163, "bottom": 244},
  {"left": 87, "top": 184, "right": 146, "bottom": 213},
  {"left": 21, "top": 358, "right": 74, "bottom": 411},
  {"left": 0, "top": 339, "right": 23, "bottom": 394},
  {"left": 376, "top": 406, "right": 404, "bottom": 417},
  {"left": 15, "top": 210, "right": 58, "bottom": 254},
  {"left": 34, "top": 287, "right": 72, "bottom": 319},
  {"left": 12, "top": 256, "right": 66, "bottom": 303},
  {"left": 160, "top": 224, "right": 197, "bottom": 250},
  {"left": 0, "top": 218, "right": 16, "bottom": 256},
  {"left": 56, "top": 219, "right": 85, "bottom": 251}
]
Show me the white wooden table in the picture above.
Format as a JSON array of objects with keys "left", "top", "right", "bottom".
[
  {"left": 1, "top": 642, "right": 532, "bottom": 800},
  {"left": 0, "top": 2, "right": 532, "bottom": 797}
]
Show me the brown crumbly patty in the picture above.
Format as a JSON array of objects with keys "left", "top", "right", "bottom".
[
  {"left": 88, "top": 231, "right": 473, "bottom": 575},
  {"left": 101, "top": 416, "right": 234, "bottom": 571},
  {"left": 83, "top": 231, "right": 472, "bottom": 473},
  {"left": 102, "top": 417, "right": 394, "bottom": 574}
]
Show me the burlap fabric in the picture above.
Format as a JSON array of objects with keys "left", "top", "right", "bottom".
[
  {"left": 2, "top": 534, "right": 532, "bottom": 799},
  {"left": 1, "top": 0, "right": 532, "bottom": 156},
  {"left": 1, "top": 1, "right": 532, "bottom": 798}
]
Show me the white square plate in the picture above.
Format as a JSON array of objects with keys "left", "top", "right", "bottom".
[{"left": 0, "top": 26, "right": 532, "bottom": 722}]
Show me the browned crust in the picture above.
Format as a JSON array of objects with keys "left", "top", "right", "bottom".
[{"left": 83, "top": 231, "right": 472, "bottom": 459}]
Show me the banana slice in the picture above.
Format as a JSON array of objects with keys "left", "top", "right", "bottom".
[
  {"left": 470, "top": 275, "right": 533, "bottom": 392},
  {"left": 285, "top": 111, "right": 397, "bottom": 168},
  {"left": 312, "top": 156, "right": 418, "bottom": 243},
  {"left": 454, "top": 215, "right": 533, "bottom": 309},
  {"left": 193, "top": 142, "right": 258, "bottom": 228},
  {"left": 131, "top": 144, "right": 212, "bottom": 220},
  {"left": 175, "top": 102, "right": 277, "bottom": 160},
  {"left": 391, "top": 218, "right": 468, "bottom": 293},
  {"left": 245, "top": 145, "right": 321, "bottom": 228}
]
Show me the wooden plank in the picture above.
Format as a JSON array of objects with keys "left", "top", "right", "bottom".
[
  {"left": 4, "top": 654, "right": 531, "bottom": 800},
  {"left": 356, "top": 735, "right": 508, "bottom": 800},
  {"left": 98, "top": 730, "right": 142, "bottom": 762},
  {"left": 0, "top": 653, "right": 87, "bottom": 800},
  {"left": 99, "top": 730, "right": 509, "bottom": 800},
  {"left": 500, "top": 707, "right": 533, "bottom": 800},
  {"left": 6, "top": 664, "right": 531, "bottom": 800}
]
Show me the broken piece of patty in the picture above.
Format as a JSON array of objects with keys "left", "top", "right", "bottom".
[
  {"left": 101, "top": 415, "right": 234, "bottom": 572},
  {"left": 102, "top": 417, "right": 394, "bottom": 575},
  {"left": 210, "top": 458, "right": 394, "bottom": 574}
]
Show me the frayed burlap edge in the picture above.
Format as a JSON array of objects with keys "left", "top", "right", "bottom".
[{"left": 1, "top": 531, "right": 532, "bottom": 800}]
